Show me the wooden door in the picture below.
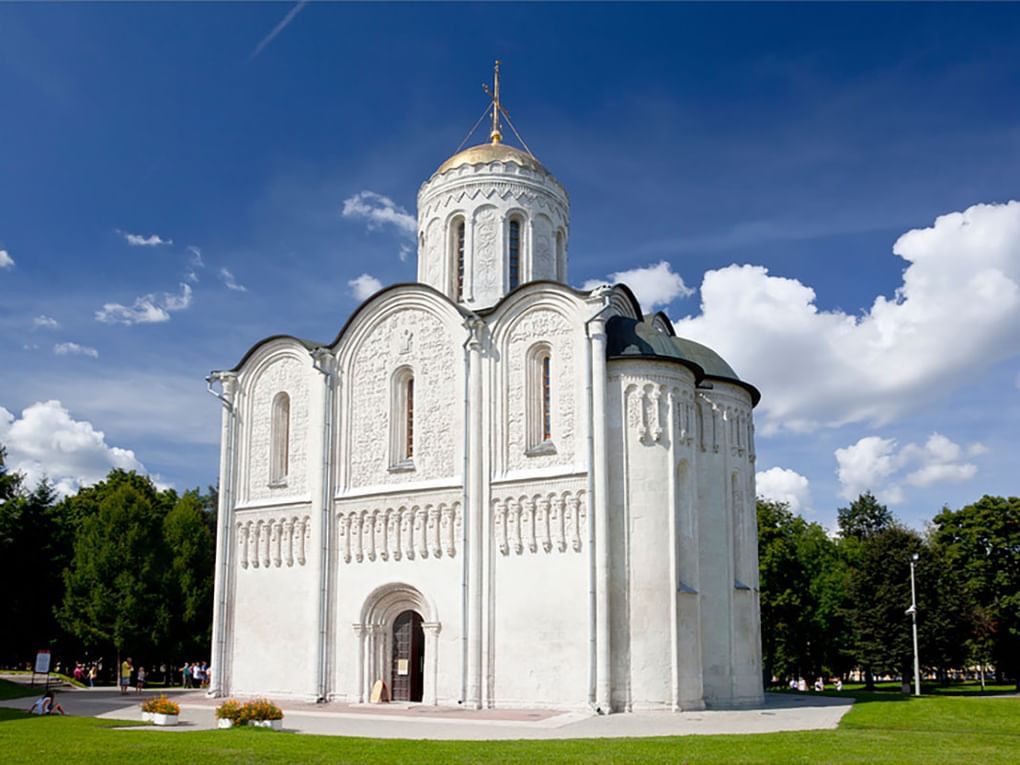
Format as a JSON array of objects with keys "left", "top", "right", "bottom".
[{"left": 391, "top": 610, "right": 424, "bottom": 702}]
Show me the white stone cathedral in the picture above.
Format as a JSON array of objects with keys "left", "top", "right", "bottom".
[{"left": 207, "top": 71, "right": 764, "bottom": 712}]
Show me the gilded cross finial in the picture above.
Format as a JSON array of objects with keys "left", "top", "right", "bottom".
[{"left": 483, "top": 59, "right": 503, "bottom": 144}]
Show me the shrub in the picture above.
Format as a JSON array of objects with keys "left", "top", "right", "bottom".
[
  {"left": 238, "top": 698, "right": 283, "bottom": 722},
  {"left": 143, "top": 695, "right": 180, "bottom": 715},
  {"left": 215, "top": 698, "right": 243, "bottom": 721}
]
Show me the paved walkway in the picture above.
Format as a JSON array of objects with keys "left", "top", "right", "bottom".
[{"left": 1, "top": 686, "right": 854, "bottom": 740}]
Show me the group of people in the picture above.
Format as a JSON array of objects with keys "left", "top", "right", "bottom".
[
  {"left": 789, "top": 676, "right": 844, "bottom": 692},
  {"left": 71, "top": 662, "right": 99, "bottom": 687},
  {"left": 181, "top": 661, "right": 211, "bottom": 689}
]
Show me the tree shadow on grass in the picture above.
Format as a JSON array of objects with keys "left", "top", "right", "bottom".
[{"left": 768, "top": 689, "right": 910, "bottom": 706}]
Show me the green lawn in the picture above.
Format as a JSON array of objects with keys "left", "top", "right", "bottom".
[
  {"left": 0, "top": 679, "right": 45, "bottom": 700},
  {"left": 0, "top": 692, "right": 1016, "bottom": 764}
]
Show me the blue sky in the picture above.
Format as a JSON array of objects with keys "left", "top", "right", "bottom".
[{"left": 1, "top": 2, "right": 1018, "bottom": 529}]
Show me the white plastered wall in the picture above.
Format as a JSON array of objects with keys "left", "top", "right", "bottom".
[{"left": 227, "top": 342, "right": 320, "bottom": 699}]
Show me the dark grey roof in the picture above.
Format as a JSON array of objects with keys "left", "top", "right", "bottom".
[{"left": 606, "top": 316, "right": 760, "bottom": 406}]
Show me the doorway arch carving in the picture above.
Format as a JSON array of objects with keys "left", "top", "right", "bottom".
[{"left": 353, "top": 583, "right": 440, "bottom": 704}]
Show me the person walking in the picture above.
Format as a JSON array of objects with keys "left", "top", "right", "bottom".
[
  {"left": 87, "top": 664, "right": 97, "bottom": 688},
  {"left": 136, "top": 666, "right": 146, "bottom": 693},
  {"left": 120, "top": 657, "right": 133, "bottom": 695},
  {"left": 181, "top": 662, "right": 191, "bottom": 688}
]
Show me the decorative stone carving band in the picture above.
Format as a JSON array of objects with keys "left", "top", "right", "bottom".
[
  {"left": 491, "top": 489, "right": 587, "bottom": 556},
  {"left": 337, "top": 502, "right": 462, "bottom": 564},
  {"left": 236, "top": 514, "right": 311, "bottom": 570}
]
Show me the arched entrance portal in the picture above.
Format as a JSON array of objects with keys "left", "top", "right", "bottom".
[
  {"left": 354, "top": 582, "right": 441, "bottom": 705},
  {"left": 391, "top": 610, "right": 424, "bottom": 702}
]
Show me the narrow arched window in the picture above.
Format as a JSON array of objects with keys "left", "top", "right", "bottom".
[
  {"left": 455, "top": 220, "right": 465, "bottom": 301},
  {"left": 405, "top": 376, "right": 415, "bottom": 460},
  {"left": 390, "top": 367, "right": 415, "bottom": 468},
  {"left": 270, "top": 392, "right": 290, "bottom": 484},
  {"left": 526, "top": 344, "right": 554, "bottom": 454},
  {"left": 541, "top": 354, "right": 551, "bottom": 441},
  {"left": 508, "top": 218, "right": 521, "bottom": 290}
]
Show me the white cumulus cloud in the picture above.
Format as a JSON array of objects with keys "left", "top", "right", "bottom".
[
  {"left": 348, "top": 273, "right": 383, "bottom": 301},
  {"left": 118, "top": 230, "right": 173, "bottom": 247},
  {"left": 0, "top": 401, "right": 146, "bottom": 497},
  {"left": 756, "top": 467, "right": 813, "bottom": 515},
  {"left": 219, "top": 268, "right": 247, "bottom": 292},
  {"left": 342, "top": 191, "right": 416, "bottom": 236},
  {"left": 674, "top": 201, "right": 1020, "bottom": 433},
  {"left": 34, "top": 315, "right": 60, "bottom": 329},
  {"left": 95, "top": 283, "right": 192, "bottom": 325},
  {"left": 583, "top": 260, "right": 693, "bottom": 311},
  {"left": 54, "top": 342, "right": 99, "bottom": 359},
  {"left": 0, "top": 249, "right": 13, "bottom": 268},
  {"left": 835, "top": 432, "right": 981, "bottom": 503}
]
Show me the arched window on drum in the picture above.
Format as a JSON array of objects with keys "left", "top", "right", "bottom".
[{"left": 508, "top": 216, "right": 523, "bottom": 290}]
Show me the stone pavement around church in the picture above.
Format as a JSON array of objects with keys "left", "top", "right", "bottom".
[{"left": 2, "top": 687, "right": 853, "bottom": 740}]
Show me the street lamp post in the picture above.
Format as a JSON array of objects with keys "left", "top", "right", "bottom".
[{"left": 906, "top": 553, "right": 921, "bottom": 697}]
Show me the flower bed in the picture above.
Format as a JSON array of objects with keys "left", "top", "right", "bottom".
[
  {"left": 214, "top": 699, "right": 242, "bottom": 729},
  {"left": 216, "top": 698, "right": 284, "bottom": 730},
  {"left": 140, "top": 695, "right": 180, "bottom": 726}
]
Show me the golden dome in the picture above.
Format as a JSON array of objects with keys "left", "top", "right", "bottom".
[{"left": 434, "top": 142, "right": 547, "bottom": 176}]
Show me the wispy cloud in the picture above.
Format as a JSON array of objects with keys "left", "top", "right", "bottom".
[
  {"left": 0, "top": 249, "right": 14, "bottom": 268},
  {"left": 348, "top": 273, "right": 383, "bottom": 300},
  {"left": 399, "top": 243, "right": 412, "bottom": 262},
  {"left": 342, "top": 191, "right": 416, "bottom": 236},
  {"left": 54, "top": 342, "right": 99, "bottom": 359},
  {"left": 185, "top": 246, "right": 205, "bottom": 282},
  {"left": 34, "top": 315, "right": 60, "bottom": 329},
  {"left": 95, "top": 282, "right": 192, "bottom": 325},
  {"left": 117, "top": 229, "right": 173, "bottom": 247},
  {"left": 250, "top": 1, "right": 308, "bottom": 60},
  {"left": 219, "top": 268, "right": 247, "bottom": 292}
]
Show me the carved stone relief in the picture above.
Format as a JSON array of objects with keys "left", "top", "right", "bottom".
[
  {"left": 236, "top": 514, "right": 311, "bottom": 571},
  {"left": 347, "top": 308, "right": 457, "bottom": 488},
  {"left": 492, "top": 489, "right": 586, "bottom": 556},
  {"left": 626, "top": 382, "right": 668, "bottom": 446},
  {"left": 532, "top": 216, "right": 554, "bottom": 281},
  {"left": 505, "top": 309, "right": 575, "bottom": 472},
  {"left": 246, "top": 355, "right": 310, "bottom": 502},
  {"left": 425, "top": 218, "right": 443, "bottom": 290},
  {"left": 337, "top": 502, "right": 461, "bottom": 564},
  {"left": 473, "top": 206, "right": 500, "bottom": 300}
]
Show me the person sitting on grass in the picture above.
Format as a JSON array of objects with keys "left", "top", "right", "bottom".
[{"left": 28, "top": 692, "right": 65, "bottom": 716}]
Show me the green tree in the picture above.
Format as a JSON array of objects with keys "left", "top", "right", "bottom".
[
  {"left": 757, "top": 498, "right": 844, "bottom": 685},
  {"left": 57, "top": 471, "right": 173, "bottom": 662},
  {"left": 0, "top": 445, "right": 24, "bottom": 503},
  {"left": 915, "top": 537, "right": 972, "bottom": 680},
  {"left": 931, "top": 496, "right": 1020, "bottom": 687},
  {"left": 844, "top": 525, "right": 923, "bottom": 686},
  {"left": 0, "top": 449, "right": 67, "bottom": 665},
  {"left": 163, "top": 490, "right": 216, "bottom": 659},
  {"left": 837, "top": 491, "right": 894, "bottom": 541}
]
